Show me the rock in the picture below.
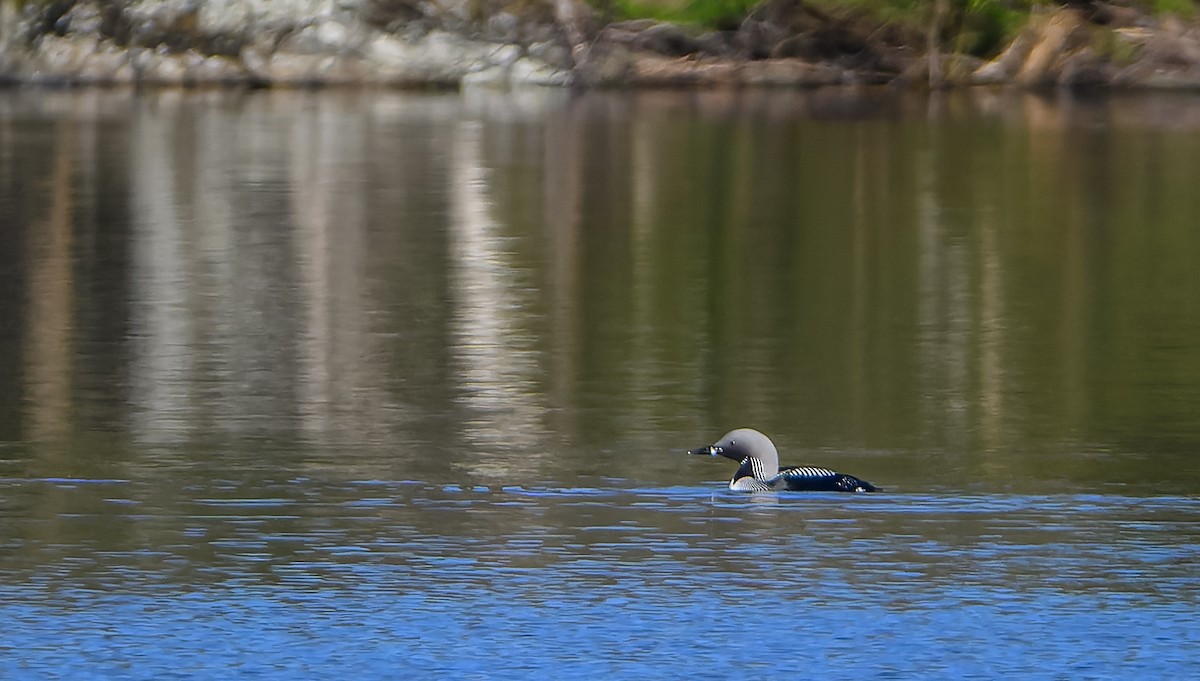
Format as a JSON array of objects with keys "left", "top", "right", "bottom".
[
  {"left": 367, "top": 33, "right": 411, "bottom": 67},
  {"left": 278, "top": 17, "right": 364, "bottom": 54},
  {"left": 486, "top": 11, "right": 519, "bottom": 43},
  {"left": 510, "top": 56, "right": 570, "bottom": 85},
  {"left": 527, "top": 40, "right": 572, "bottom": 70},
  {"left": 742, "top": 58, "right": 844, "bottom": 86},
  {"left": 872, "top": 44, "right": 916, "bottom": 76},
  {"left": 5, "top": 0, "right": 1200, "bottom": 91},
  {"left": 1140, "top": 17, "right": 1200, "bottom": 67},
  {"left": 632, "top": 23, "right": 698, "bottom": 57},
  {"left": 29, "top": 34, "right": 100, "bottom": 82},
  {"left": 360, "top": 0, "right": 424, "bottom": 30},
  {"left": 140, "top": 50, "right": 189, "bottom": 83},
  {"left": 1090, "top": 2, "right": 1142, "bottom": 28},
  {"left": 461, "top": 54, "right": 568, "bottom": 88},
  {"left": 87, "top": 44, "right": 137, "bottom": 83},
  {"left": 736, "top": 19, "right": 787, "bottom": 60},
  {"left": 60, "top": 2, "right": 107, "bottom": 36},
  {"left": 189, "top": 54, "right": 247, "bottom": 82},
  {"left": 552, "top": 0, "right": 597, "bottom": 66},
  {"left": 366, "top": 30, "right": 493, "bottom": 84},
  {"left": 121, "top": 0, "right": 205, "bottom": 51},
  {"left": 262, "top": 51, "right": 365, "bottom": 85},
  {"left": 574, "top": 42, "right": 635, "bottom": 86},
  {"left": 490, "top": 43, "right": 521, "bottom": 67},
  {"left": 630, "top": 55, "right": 738, "bottom": 86},
  {"left": 938, "top": 53, "right": 986, "bottom": 85},
  {"left": 197, "top": 0, "right": 254, "bottom": 34},
  {"left": 461, "top": 63, "right": 509, "bottom": 87},
  {"left": 1110, "top": 16, "right": 1200, "bottom": 89},
  {"left": 1059, "top": 46, "right": 1112, "bottom": 88},
  {"left": 771, "top": 34, "right": 817, "bottom": 60},
  {"left": 694, "top": 31, "right": 738, "bottom": 58},
  {"left": 606, "top": 19, "right": 659, "bottom": 34}
]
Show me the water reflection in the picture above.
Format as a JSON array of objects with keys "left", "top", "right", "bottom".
[
  {"left": 22, "top": 123, "right": 76, "bottom": 443},
  {"left": 449, "top": 119, "right": 547, "bottom": 465},
  {"left": 2, "top": 88, "right": 1200, "bottom": 492}
]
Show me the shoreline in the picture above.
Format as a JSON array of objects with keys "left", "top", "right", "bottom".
[{"left": 3, "top": 1, "right": 1200, "bottom": 91}]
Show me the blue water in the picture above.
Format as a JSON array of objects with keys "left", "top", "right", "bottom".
[{"left": 3, "top": 482, "right": 1198, "bottom": 679}]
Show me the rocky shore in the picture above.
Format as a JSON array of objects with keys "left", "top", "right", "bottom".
[{"left": 2, "top": 0, "right": 1200, "bottom": 89}]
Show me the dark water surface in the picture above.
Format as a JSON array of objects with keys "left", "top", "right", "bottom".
[{"left": 2, "top": 87, "right": 1199, "bottom": 678}]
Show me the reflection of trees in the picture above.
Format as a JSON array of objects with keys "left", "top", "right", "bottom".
[
  {"left": 448, "top": 119, "right": 548, "bottom": 471},
  {"left": 6, "top": 88, "right": 1200, "bottom": 495},
  {"left": 24, "top": 122, "right": 75, "bottom": 444}
]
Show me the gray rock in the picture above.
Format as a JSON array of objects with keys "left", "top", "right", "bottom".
[
  {"left": 30, "top": 34, "right": 100, "bottom": 82},
  {"left": 771, "top": 34, "right": 816, "bottom": 60},
  {"left": 694, "top": 31, "right": 738, "bottom": 58},
  {"left": 365, "top": 30, "right": 493, "bottom": 84},
  {"left": 486, "top": 11, "right": 518, "bottom": 43},
  {"left": 632, "top": 23, "right": 698, "bottom": 57},
  {"left": 574, "top": 42, "right": 635, "bottom": 86},
  {"left": 360, "top": 0, "right": 425, "bottom": 29},
  {"left": 490, "top": 43, "right": 522, "bottom": 67},
  {"left": 60, "top": 2, "right": 107, "bottom": 36},
  {"left": 606, "top": 19, "right": 658, "bottom": 33},
  {"left": 527, "top": 40, "right": 572, "bottom": 70},
  {"left": 742, "top": 59, "right": 844, "bottom": 86},
  {"left": 461, "top": 63, "right": 510, "bottom": 87},
  {"left": 279, "top": 18, "right": 365, "bottom": 54},
  {"left": 1059, "top": 47, "right": 1112, "bottom": 88},
  {"left": 460, "top": 52, "right": 568, "bottom": 88},
  {"left": 198, "top": 0, "right": 255, "bottom": 34},
  {"left": 140, "top": 51, "right": 189, "bottom": 83},
  {"left": 736, "top": 19, "right": 787, "bottom": 60},
  {"left": 511, "top": 56, "right": 570, "bottom": 85}
]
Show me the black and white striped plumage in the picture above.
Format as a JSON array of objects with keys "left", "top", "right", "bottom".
[{"left": 689, "top": 428, "right": 878, "bottom": 493}]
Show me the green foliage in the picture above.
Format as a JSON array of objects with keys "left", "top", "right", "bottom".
[
  {"left": 608, "top": 0, "right": 759, "bottom": 29},
  {"left": 1090, "top": 25, "right": 1141, "bottom": 66},
  {"left": 3, "top": 0, "right": 1175, "bottom": 57},
  {"left": 807, "top": 0, "right": 1037, "bottom": 57},
  {"left": 602, "top": 0, "right": 1038, "bottom": 53},
  {"left": 682, "top": 0, "right": 762, "bottom": 28},
  {"left": 953, "top": 0, "right": 1030, "bottom": 57},
  {"left": 1152, "top": 0, "right": 1197, "bottom": 18}
]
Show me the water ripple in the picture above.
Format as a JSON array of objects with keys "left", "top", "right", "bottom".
[{"left": 2, "top": 482, "right": 1198, "bottom": 677}]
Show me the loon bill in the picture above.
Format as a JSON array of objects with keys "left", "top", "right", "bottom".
[{"left": 688, "top": 428, "right": 878, "bottom": 493}]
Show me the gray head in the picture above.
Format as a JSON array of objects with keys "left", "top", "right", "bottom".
[{"left": 688, "top": 428, "right": 780, "bottom": 480}]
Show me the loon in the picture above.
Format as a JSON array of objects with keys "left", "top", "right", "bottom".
[{"left": 689, "top": 428, "right": 878, "bottom": 493}]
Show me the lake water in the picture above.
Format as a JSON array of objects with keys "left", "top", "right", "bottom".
[{"left": 1, "top": 86, "right": 1199, "bottom": 678}]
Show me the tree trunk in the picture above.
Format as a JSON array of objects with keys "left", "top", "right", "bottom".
[{"left": 928, "top": 0, "right": 947, "bottom": 87}]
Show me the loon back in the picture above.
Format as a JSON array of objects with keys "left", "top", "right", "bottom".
[
  {"left": 689, "top": 428, "right": 879, "bottom": 494},
  {"left": 775, "top": 466, "right": 878, "bottom": 493}
]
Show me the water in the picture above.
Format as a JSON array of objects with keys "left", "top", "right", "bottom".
[{"left": 1, "top": 87, "right": 1199, "bottom": 678}]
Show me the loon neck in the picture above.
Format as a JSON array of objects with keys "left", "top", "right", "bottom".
[{"left": 735, "top": 456, "right": 778, "bottom": 482}]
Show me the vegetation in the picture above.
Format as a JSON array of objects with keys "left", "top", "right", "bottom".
[
  {"left": 1152, "top": 0, "right": 1197, "bottom": 18},
  {"left": 596, "top": 0, "right": 1188, "bottom": 58},
  {"left": 596, "top": 0, "right": 1042, "bottom": 55},
  {"left": 605, "top": 0, "right": 760, "bottom": 29}
]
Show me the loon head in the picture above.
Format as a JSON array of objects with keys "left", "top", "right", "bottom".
[{"left": 689, "top": 428, "right": 780, "bottom": 481}]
